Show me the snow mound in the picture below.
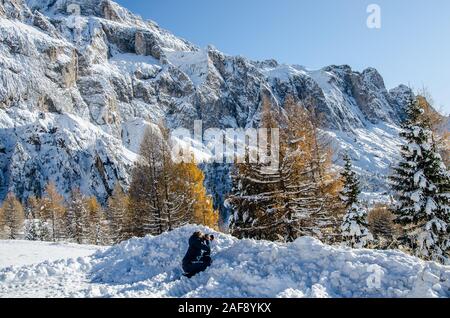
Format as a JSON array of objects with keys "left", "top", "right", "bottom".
[
  {"left": 90, "top": 226, "right": 235, "bottom": 286},
  {"left": 1, "top": 225, "right": 450, "bottom": 298}
]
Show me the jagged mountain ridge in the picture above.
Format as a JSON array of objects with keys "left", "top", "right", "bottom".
[{"left": 0, "top": 0, "right": 414, "bottom": 215}]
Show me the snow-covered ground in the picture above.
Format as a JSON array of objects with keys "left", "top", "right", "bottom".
[
  {"left": 0, "top": 240, "right": 102, "bottom": 268},
  {"left": 1, "top": 226, "right": 449, "bottom": 298}
]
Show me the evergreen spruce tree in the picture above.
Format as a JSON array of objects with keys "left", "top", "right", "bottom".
[
  {"left": 340, "top": 153, "right": 360, "bottom": 207},
  {"left": 25, "top": 196, "right": 39, "bottom": 219},
  {"left": 391, "top": 98, "right": 450, "bottom": 263},
  {"left": 24, "top": 197, "right": 38, "bottom": 241},
  {"left": 25, "top": 213, "right": 39, "bottom": 241},
  {"left": 38, "top": 221, "right": 51, "bottom": 241},
  {"left": 67, "top": 189, "right": 89, "bottom": 244},
  {"left": 24, "top": 196, "right": 51, "bottom": 241},
  {"left": 341, "top": 204, "right": 373, "bottom": 248},
  {"left": 340, "top": 154, "right": 373, "bottom": 248}
]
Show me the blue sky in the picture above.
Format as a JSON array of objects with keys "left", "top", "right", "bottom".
[{"left": 116, "top": 0, "right": 450, "bottom": 114}]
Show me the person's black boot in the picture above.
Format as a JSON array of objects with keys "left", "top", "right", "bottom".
[{"left": 183, "top": 272, "right": 194, "bottom": 279}]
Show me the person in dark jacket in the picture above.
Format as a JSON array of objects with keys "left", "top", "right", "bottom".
[{"left": 182, "top": 231, "right": 214, "bottom": 278}]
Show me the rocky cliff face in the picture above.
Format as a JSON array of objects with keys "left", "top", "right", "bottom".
[{"left": 0, "top": 0, "right": 414, "bottom": 215}]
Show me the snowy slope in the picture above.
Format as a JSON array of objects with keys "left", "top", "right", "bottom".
[{"left": 1, "top": 226, "right": 449, "bottom": 298}]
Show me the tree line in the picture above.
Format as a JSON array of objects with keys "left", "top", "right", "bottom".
[
  {"left": 0, "top": 183, "right": 109, "bottom": 244},
  {"left": 0, "top": 125, "right": 218, "bottom": 244}
]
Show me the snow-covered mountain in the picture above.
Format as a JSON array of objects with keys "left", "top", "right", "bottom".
[
  {"left": 0, "top": 0, "right": 414, "bottom": 214},
  {"left": 1, "top": 225, "right": 449, "bottom": 298}
]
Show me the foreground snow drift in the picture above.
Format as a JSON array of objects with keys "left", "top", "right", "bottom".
[{"left": 1, "top": 226, "right": 449, "bottom": 298}]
